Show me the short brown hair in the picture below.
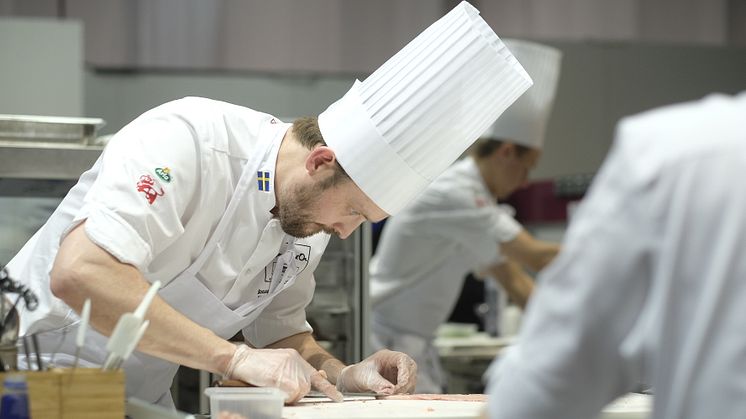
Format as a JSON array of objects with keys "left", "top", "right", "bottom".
[
  {"left": 291, "top": 116, "right": 351, "bottom": 185},
  {"left": 469, "top": 138, "right": 532, "bottom": 160},
  {"left": 292, "top": 116, "right": 326, "bottom": 149}
]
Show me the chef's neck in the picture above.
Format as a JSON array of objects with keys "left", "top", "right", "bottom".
[{"left": 273, "top": 127, "right": 301, "bottom": 212}]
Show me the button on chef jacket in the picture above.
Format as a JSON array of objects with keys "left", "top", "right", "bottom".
[
  {"left": 370, "top": 156, "right": 521, "bottom": 339},
  {"left": 487, "top": 92, "right": 746, "bottom": 419},
  {"left": 7, "top": 97, "right": 327, "bottom": 396}
]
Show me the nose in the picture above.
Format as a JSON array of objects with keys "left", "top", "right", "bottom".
[{"left": 335, "top": 216, "right": 366, "bottom": 239}]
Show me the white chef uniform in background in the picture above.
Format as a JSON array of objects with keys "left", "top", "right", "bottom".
[
  {"left": 370, "top": 39, "right": 562, "bottom": 393},
  {"left": 370, "top": 157, "right": 523, "bottom": 392},
  {"left": 487, "top": 92, "right": 746, "bottom": 419}
]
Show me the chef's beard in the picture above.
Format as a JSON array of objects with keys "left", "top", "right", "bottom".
[{"left": 276, "top": 180, "right": 339, "bottom": 238}]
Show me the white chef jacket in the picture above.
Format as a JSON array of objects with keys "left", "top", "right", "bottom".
[
  {"left": 370, "top": 156, "right": 521, "bottom": 338},
  {"left": 8, "top": 97, "right": 327, "bottom": 348},
  {"left": 487, "top": 92, "right": 746, "bottom": 419}
]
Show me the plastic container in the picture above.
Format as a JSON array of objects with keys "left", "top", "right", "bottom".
[{"left": 204, "top": 387, "right": 285, "bottom": 419}]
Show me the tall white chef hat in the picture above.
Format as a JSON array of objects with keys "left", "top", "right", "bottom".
[
  {"left": 481, "top": 39, "right": 562, "bottom": 149},
  {"left": 318, "top": 1, "right": 533, "bottom": 215}
]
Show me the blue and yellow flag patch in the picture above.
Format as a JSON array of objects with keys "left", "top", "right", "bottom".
[{"left": 257, "top": 171, "right": 271, "bottom": 192}]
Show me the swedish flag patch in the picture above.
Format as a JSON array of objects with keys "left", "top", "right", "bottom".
[{"left": 257, "top": 171, "right": 271, "bottom": 192}]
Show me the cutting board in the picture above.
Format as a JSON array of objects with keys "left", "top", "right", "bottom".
[
  {"left": 281, "top": 393, "right": 652, "bottom": 419},
  {"left": 283, "top": 399, "right": 484, "bottom": 419}
]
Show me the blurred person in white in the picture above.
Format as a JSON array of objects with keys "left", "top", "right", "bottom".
[
  {"left": 370, "top": 39, "right": 562, "bottom": 393},
  {"left": 486, "top": 91, "right": 746, "bottom": 419},
  {"left": 5, "top": 1, "right": 533, "bottom": 407}
]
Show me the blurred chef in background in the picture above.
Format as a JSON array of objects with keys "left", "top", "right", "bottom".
[
  {"left": 487, "top": 92, "right": 746, "bottom": 419},
  {"left": 5, "top": 2, "right": 533, "bottom": 407},
  {"left": 369, "top": 39, "right": 562, "bottom": 393}
]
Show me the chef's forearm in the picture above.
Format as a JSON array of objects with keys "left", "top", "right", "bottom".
[
  {"left": 488, "top": 261, "right": 534, "bottom": 309},
  {"left": 267, "top": 332, "right": 346, "bottom": 382},
  {"left": 502, "top": 230, "right": 561, "bottom": 272},
  {"left": 50, "top": 222, "right": 235, "bottom": 375}
]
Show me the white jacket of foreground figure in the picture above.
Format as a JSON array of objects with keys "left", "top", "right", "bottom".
[{"left": 487, "top": 92, "right": 746, "bottom": 419}]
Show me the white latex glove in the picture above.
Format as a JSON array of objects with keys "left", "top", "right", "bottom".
[
  {"left": 224, "top": 344, "right": 343, "bottom": 403},
  {"left": 336, "top": 349, "right": 417, "bottom": 395}
]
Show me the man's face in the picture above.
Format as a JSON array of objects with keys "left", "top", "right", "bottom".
[
  {"left": 276, "top": 174, "right": 387, "bottom": 239},
  {"left": 489, "top": 145, "right": 541, "bottom": 199}
]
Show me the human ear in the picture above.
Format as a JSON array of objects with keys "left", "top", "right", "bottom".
[{"left": 305, "top": 146, "right": 337, "bottom": 174}]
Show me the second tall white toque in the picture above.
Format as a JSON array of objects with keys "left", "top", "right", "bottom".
[
  {"left": 318, "top": 1, "right": 533, "bottom": 215},
  {"left": 482, "top": 39, "right": 563, "bottom": 149}
]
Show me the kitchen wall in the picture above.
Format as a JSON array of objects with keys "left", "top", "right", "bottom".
[
  {"left": 84, "top": 41, "right": 746, "bottom": 180},
  {"left": 0, "top": 18, "right": 83, "bottom": 116},
  {"left": 0, "top": 18, "right": 82, "bottom": 265}
]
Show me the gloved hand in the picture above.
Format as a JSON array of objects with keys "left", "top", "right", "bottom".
[
  {"left": 336, "top": 349, "right": 417, "bottom": 395},
  {"left": 224, "top": 344, "right": 343, "bottom": 403}
]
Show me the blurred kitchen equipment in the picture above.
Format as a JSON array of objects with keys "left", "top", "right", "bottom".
[
  {"left": 500, "top": 304, "right": 523, "bottom": 338},
  {"left": 0, "top": 267, "right": 39, "bottom": 371},
  {"left": 102, "top": 280, "right": 161, "bottom": 371},
  {"left": 72, "top": 298, "right": 91, "bottom": 370},
  {"left": 0, "top": 294, "right": 19, "bottom": 372},
  {"left": 0, "top": 114, "right": 106, "bottom": 198},
  {"left": 0, "top": 114, "right": 105, "bottom": 146},
  {"left": 0, "top": 268, "right": 37, "bottom": 312}
]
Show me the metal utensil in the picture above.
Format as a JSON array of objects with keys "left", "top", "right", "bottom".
[
  {"left": 21, "top": 336, "right": 32, "bottom": 370},
  {"left": 0, "top": 295, "right": 19, "bottom": 371},
  {"left": 31, "top": 334, "right": 44, "bottom": 371},
  {"left": 102, "top": 281, "right": 161, "bottom": 371},
  {"left": 72, "top": 298, "right": 91, "bottom": 370}
]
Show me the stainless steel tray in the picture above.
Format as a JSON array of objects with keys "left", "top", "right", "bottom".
[{"left": 0, "top": 114, "right": 105, "bottom": 145}]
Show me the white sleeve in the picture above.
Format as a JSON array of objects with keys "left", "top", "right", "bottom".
[
  {"left": 487, "top": 136, "right": 653, "bottom": 419},
  {"left": 67, "top": 114, "right": 199, "bottom": 271},
  {"left": 398, "top": 190, "right": 521, "bottom": 266}
]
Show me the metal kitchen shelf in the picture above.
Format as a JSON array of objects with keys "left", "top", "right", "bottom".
[
  {"left": 0, "top": 114, "right": 106, "bottom": 196},
  {"left": 0, "top": 142, "right": 102, "bottom": 181},
  {"left": 0, "top": 114, "right": 104, "bottom": 145}
]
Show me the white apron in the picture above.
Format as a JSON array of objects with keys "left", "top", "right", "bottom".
[{"left": 26, "top": 129, "right": 305, "bottom": 406}]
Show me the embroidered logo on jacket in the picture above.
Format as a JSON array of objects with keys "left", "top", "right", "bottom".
[
  {"left": 136, "top": 174, "right": 165, "bottom": 205},
  {"left": 155, "top": 167, "right": 172, "bottom": 183},
  {"left": 257, "top": 171, "right": 271, "bottom": 192}
]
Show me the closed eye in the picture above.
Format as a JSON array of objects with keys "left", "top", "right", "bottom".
[{"left": 349, "top": 207, "right": 370, "bottom": 221}]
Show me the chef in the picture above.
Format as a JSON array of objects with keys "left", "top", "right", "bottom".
[
  {"left": 486, "top": 92, "right": 746, "bottom": 419},
  {"left": 370, "top": 39, "right": 562, "bottom": 393},
  {"left": 6, "top": 1, "right": 533, "bottom": 406}
]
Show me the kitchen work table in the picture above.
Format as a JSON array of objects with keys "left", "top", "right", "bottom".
[{"left": 281, "top": 393, "right": 651, "bottom": 419}]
